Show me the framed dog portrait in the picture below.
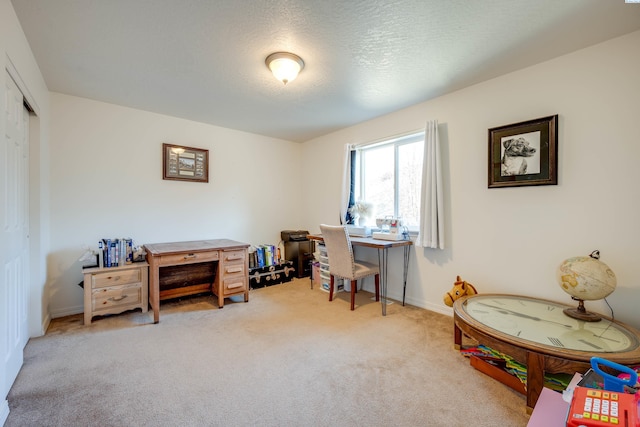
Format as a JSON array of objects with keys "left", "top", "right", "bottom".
[
  {"left": 163, "top": 143, "right": 209, "bottom": 183},
  {"left": 488, "top": 115, "right": 558, "bottom": 188}
]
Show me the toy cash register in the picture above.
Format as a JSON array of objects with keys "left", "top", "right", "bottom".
[{"left": 567, "top": 357, "right": 639, "bottom": 427}]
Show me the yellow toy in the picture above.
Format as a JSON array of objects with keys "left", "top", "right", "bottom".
[{"left": 443, "top": 275, "right": 478, "bottom": 307}]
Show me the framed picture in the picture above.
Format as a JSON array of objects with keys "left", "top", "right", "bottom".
[
  {"left": 163, "top": 143, "right": 209, "bottom": 183},
  {"left": 488, "top": 115, "right": 558, "bottom": 188}
]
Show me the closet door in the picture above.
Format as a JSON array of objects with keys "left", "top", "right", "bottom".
[{"left": 1, "top": 71, "right": 30, "bottom": 399}]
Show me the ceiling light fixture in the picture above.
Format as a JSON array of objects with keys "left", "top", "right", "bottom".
[{"left": 265, "top": 52, "right": 304, "bottom": 85}]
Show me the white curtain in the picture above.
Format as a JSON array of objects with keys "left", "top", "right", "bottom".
[
  {"left": 340, "top": 143, "right": 355, "bottom": 224},
  {"left": 417, "top": 120, "right": 444, "bottom": 249}
]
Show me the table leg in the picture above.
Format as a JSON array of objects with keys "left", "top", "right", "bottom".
[
  {"left": 526, "top": 352, "right": 545, "bottom": 412},
  {"left": 402, "top": 245, "right": 410, "bottom": 306},
  {"left": 454, "top": 322, "right": 462, "bottom": 350},
  {"left": 378, "top": 248, "right": 389, "bottom": 316},
  {"left": 149, "top": 259, "right": 160, "bottom": 324},
  {"left": 309, "top": 240, "right": 315, "bottom": 290}
]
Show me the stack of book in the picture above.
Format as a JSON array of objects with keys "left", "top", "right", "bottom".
[
  {"left": 249, "top": 244, "right": 280, "bottom": 269},
  {"left": 99, "top": 238, "right": 133, "bottom": 268}
]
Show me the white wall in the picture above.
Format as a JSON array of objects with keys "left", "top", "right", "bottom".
[
  {"left": 48, "top": 93, "right": 304, "bottom": 317},
  {"left": 302, "top": 30, "right": 640, "bottom": 328}
]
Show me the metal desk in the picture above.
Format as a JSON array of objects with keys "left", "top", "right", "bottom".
[{"left": 307, "top": 234, "right": 412, "bottom": 315}]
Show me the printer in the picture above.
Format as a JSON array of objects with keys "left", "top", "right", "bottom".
[
  {"left": 281, "top": 230, "right": 309, "bottom": 242},
  {"left": 281, "top": 230, "right": 311, "bottom": 278}
]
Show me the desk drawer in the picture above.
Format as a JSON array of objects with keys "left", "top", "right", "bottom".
[
  {"left": 91, "top": 268, "right": 142, "bottom": 289},
  {"left": 223, "top": 277, "right": 247, "bottom": 294},
  {"left": 92, "top": 283, "right": 142, "bottom": 311},
  {"left": 222, "top": 250, "right": 246, "bottom": 263},
  {"left": 223, "top": 263, "right": 245, "bottom": 276},
  {"left": 158, "top": 250, "right": 219, "bottom": 266}
]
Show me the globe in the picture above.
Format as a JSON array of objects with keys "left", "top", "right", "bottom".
[{"left": 557, "top": 251, "right": 616, "bottom": 321}]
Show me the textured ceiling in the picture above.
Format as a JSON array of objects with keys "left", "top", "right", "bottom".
[{"left": 10, "top": 0, "right": 640, "bottom": 142}]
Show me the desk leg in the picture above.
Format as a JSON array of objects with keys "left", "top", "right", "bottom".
[
  {"left": 526, "top": 352, "right": 545, "bottom": 413},
  {"left": 149, "top": 259, "right": 160, "bottom": 324},
  {"left": 378, "top": 248, "right": 389, "bottom": 316},
  {"left": 402, "top": 245, "right": 410, "bottom": 306}
]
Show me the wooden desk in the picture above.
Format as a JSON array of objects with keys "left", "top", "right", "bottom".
[
  {"left": 144, "top": 239, "right": 250, "bottom": 323},
  {"left": 308, "top": 234, "right": 412, "bottom": 316},
  {"left": 453, "top": 294, "right": 640, "bottom": 412}
]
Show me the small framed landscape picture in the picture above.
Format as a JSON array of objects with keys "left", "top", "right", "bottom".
[
  {"left": 488, "top": 115, "right": 558, "bottom": 188},
  {"left": 163, "top": 143, "right": 209, "bottom": 183}
]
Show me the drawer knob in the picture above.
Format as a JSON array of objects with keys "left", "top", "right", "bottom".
[
  {"left": 109, "top": 295, "right": 127, "bottom": 302},
  {"left": 183, "top": 254, "right": 197, "bottom": 260}
]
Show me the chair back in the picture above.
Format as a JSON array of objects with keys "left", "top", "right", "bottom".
[{"left": 319, "top": 224, "right": 355, "bottom": 280}]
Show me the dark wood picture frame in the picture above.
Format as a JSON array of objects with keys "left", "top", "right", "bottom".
[
  {"left": 488, "top": 115, "right": 558, "bottom": 188},
  {"left": 163, "top": 143, "right": 209, "bottom": 183}
]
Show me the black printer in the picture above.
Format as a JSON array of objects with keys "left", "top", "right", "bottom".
[
  {"left": 281, "top": 230, "right": 311, "bottom": 277},
  {"left": 281, "top": 230, "right": 309, "bottom": 242}
]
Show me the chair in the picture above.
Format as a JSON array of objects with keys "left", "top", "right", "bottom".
[{"left": 319, "top": 224, "right": 380, "bottom": 310}]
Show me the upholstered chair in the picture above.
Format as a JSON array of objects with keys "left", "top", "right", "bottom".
[{"left": 319, "top": 224, "right": 380, "bottom": 310}]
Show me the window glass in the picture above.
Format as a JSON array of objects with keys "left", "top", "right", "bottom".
[
  {"left": 362, "top": 145, "right": 394, "bottom": 220},
  {"left": 356, "top": 132, "right": 424, "bottom": 229},
  {"left": 397, "top": 141, "right": 423, "bottom": 227}
]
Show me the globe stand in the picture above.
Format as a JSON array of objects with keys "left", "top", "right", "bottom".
[{"left": 563, "top": 298, "right": 602, "bottom": 322}]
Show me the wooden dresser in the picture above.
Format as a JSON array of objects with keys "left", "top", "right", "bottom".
[
  {"left": 144, "top": 239, "right": 250, "bottom": 323},
  {"left": 83, "top": 262, "right": 149, "bottom": 325}
]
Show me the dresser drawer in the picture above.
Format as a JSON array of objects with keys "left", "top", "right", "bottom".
[
  {"left": 222, "top": 249, "right": 246, "bottom": 263},
  {"left": 91, "top": 268, "right": 143, "bottom": 289},
  {"left": 158, "top": 250, "right": 219, "bottom": 266},
  {"left": 92, "top": 283, "right": 142, "bottom": 311}
]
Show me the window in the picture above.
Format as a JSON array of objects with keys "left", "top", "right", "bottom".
[{"left": 354, "top": 132, "right": 424, "bottom": 230}]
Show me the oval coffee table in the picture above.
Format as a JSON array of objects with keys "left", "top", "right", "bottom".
[{"left": 453, "top": 294, "right": 640, "bottom": 412}]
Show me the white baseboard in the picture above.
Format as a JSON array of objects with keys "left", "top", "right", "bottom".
[
  {"left": 41, "top": 312, "right": 51, "bottom": 335},
  {"left": 50, "top": 304, "right": 83, "bottom": 319},
  {"left": 0, "top": 399, "right": 9, "bottom": 425},
  {"left": 414, "top": 299, "right": 453, "bottom": 317},
  {"left": 360, "top": 284, "right": 453, "bottom": 317}
]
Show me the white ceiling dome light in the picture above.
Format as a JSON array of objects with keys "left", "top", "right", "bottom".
[{"left": 265, "top": 52, "right": 304, "bottom": 85}]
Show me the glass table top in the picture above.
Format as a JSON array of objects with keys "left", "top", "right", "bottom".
[{"left": 462, "top": 295, "right": 639, "bottom": 353}]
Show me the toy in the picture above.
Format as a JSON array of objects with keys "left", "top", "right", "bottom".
[{"left": 443, "top": 275, "right": 478, "bottom": 307}]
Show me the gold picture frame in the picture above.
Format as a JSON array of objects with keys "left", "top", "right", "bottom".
[{"left": 163, "top": 143, "right": 209, "bottom": 183}]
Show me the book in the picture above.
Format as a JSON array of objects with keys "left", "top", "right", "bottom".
[
  {"left": 264, "top": 245, "right": 273, "bottom": 267},
  {"left": 256, "top": 246, "right": 265, "bottom": 268}
]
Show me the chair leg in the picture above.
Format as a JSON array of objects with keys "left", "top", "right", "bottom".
[
  {"left": 350, "top": 280, "right": 357, "bottom": 310},
  {"left": 374, "top": 274, "right": 380, "bottom": 302},
  {"left": 329, "top": 275, "right": 334, "bottom": 301}
]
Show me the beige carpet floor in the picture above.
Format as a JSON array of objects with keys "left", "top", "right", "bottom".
[{"left": 6, "top": 279, "right": 530, "bottom": 426}]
